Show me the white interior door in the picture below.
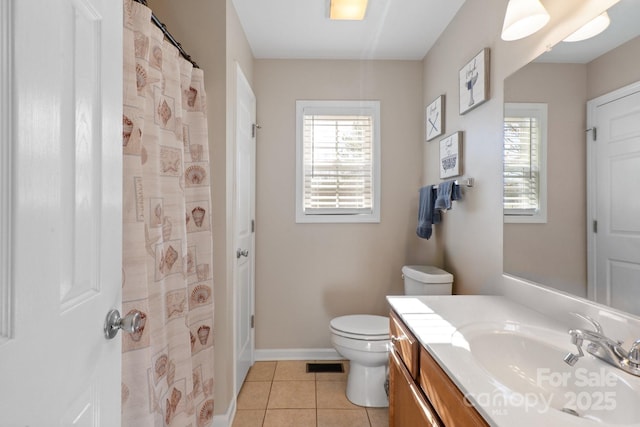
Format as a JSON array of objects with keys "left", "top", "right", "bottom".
[
  {"left": 0, "top": 0, "right": 123, "bottom": 424},
  {"left": 588, "top": 82, "right": 640, "bottom": 315},
  {"left": 234, "top": 63, "right": 256, "bottom": 394}
]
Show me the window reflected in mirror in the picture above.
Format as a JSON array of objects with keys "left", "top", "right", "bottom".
[{"left": 503, "top": 103, "right": 547, "bottom": 223}]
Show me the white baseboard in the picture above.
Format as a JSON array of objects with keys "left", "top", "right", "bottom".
[
  {"left": 254, "top": 348, "right": 342, "bottom": 361},
  {"left": 212, "top": 398, "right": 236, "bottom": 427}
]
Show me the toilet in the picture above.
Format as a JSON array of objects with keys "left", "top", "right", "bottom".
[{"left": 329, "top": 265, "right": 453, "bottom": 407}]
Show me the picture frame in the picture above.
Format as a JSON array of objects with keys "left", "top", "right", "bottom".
[
  {"left": 439, "top": 132, "right": 462, "bottom": 179},
  {"left": 426, "top": 95, "right": 445, "bottom": 141},
  {"left": 459, "top": 48, "right": 490, "bottom": 115}
]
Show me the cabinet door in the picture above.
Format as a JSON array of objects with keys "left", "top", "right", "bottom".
[
  {"left": 390, "top": 310, "right": 419, "bottom": 378},
  {"left": 420, "top": 347, "right": 489, "bottom": 426},
  {"left": 390, "top": 350, "right": 442, "bottom": 427}
]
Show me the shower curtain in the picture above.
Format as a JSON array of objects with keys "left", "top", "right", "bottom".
[{"left": 121, "top": 1, "right": 214, "bottom": 425}]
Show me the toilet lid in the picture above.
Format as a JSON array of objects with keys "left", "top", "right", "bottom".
[{"left": 330, "top": 315, "right": 389, "bottom": 338}]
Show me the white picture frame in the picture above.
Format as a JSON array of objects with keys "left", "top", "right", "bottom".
[
  {"left": 459, "top": 48, "right": 490, "bottom": 115},
  {"left": 439, "top": 132, "right": 462, "bottom": 179},
  {"left": 426, "top": 95, "right": 445, "bottom": 141}
]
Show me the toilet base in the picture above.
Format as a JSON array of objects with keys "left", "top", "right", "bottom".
[{"left": 345, "top": 361, "right": 389, "bottom": 408}]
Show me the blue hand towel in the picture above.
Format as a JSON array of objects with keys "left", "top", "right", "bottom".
[
  {"left": 434, "top": 180, "right": 455, "bottom": 211},
  {"left": 452, "top": 182, "right": 462, "bottom": 201},
  {"left": 416, "top": 185, "right": 440, "bottom": 240}
]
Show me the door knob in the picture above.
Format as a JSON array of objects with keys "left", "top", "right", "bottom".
[
  {"left": 236, "top": 249, "right": 249, "bottom": 259},
  {"left": 104, "top": 309, "right": 142, "bottom": 339}
]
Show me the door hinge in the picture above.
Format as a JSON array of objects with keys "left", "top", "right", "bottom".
[
  {"left": 250, "top": 315, "right": 255, "bottom": 329},
  {"left": 593, "top": 220, "right": 598, "bottom": 233},
  {"left": 593, "top": 127, "right": 597, "bottom": 141},
  {"left": 251, "top": 219, "right": 255, "bottom": 233}
]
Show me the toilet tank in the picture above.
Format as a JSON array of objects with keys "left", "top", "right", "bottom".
[{"left": 401, "top": 265, "right": 453, "bottom": 295}]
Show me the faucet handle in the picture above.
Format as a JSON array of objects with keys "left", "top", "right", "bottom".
[
  {"left": 628, "top": 339, "right": 640, "bottom": 365},
  {"left": 564, "top": 329, "right": 585, "bottom": 366},
  {"left": 570, "top": 312, "right": 603, "bottom": 334},
  {"left": 569, "top": 330, "right": 584, "bottom": 347}
]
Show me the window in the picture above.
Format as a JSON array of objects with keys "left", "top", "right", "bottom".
[
  {"left": 503, "top": 103, "right": 547, "bottom": 223},
  {"left": 296, "top": 100, "right": 380, "bottom": 223}
]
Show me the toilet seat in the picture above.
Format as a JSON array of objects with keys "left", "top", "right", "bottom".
[{"left": 330, "top": 315, "right": 389, "bottom": 341}]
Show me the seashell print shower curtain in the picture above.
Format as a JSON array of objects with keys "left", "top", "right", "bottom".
[{"left": 121, "top": 0, "right": 214, "bottom": 425}]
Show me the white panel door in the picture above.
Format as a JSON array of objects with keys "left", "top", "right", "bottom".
[
  {"left": 0, "top": 0, "right": 122, "bottom": 425},
  {"left": 234, "top": 63, "right": 256, "bottom": 395},
  {"left": 589, "top": 84, "right": 640, "bottom": 314}
]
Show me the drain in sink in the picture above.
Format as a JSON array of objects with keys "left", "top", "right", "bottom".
[{"left": 561, "top": 407, "right": 580, "bottom": 417}]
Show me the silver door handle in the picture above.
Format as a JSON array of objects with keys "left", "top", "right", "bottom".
[
  {"left": 236, "top": 249, "right": 249, "bottom": 259},
  {"left": 104, "top": 309, "right": 142, "bottom": 339}
]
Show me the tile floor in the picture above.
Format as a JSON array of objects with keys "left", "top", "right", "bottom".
[{"left": 232, "top": 360, "right": 389, "bottom": 427}]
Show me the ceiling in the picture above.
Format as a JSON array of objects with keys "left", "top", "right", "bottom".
[
  {"left": 537, "top": 0, "right": 640, "bottom": 64},
  {"left": 231, "top": 0, "right": 466, "bottom": 60}
]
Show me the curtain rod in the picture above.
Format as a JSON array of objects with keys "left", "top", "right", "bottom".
[{"left": 133, "top": 0, "right": 200, "bottom": 69}]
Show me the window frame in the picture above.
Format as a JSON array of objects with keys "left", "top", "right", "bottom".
[
  {"left": 295, "top": 100, "right": 381, "bottom": 224},
  {"left": 503, "top": 102, "right": 548, "bottom": 224}
]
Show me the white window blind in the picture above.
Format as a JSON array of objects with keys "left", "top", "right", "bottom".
[
  {"left": 296, "top": 100, "right": 380, "bottom": 223},
  {"left": 503, "top": 103, "right": 547, "bottom": 223}
]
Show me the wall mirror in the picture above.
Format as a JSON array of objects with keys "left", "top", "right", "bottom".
[{"left": 503, "top": 0, "right": 640, "bottom": 314}]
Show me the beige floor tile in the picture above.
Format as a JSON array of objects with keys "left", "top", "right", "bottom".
[
  {"left": 236, "top": 359, "right": 389, "bottom": 427},
  {"left": 263, "top": 409, "right": 316, "bottom": 427},
  {"left": 316, "top": 381, "right": 359, "bottom": 409},
  {"left": 273, "top": 360, "right": 316, "bottom": 381},
  {"left": 314, "top": 360, "right": 349, "bottom": 382},
  {"left": 246, "top": 361, "right": 277, "bottom": 382},
  {"left": 367, "top": 407, "right": 389, "bottom": 427},
  {"left": 268, "top": 380, "right": 316, "bottom": 409},
  {"left": 231, "top": 409, "right": 265, "bottom": 427},
  {"left": 317, "top": 408, "right": 370, "bottom": 427},
  {"left": 237, "top": 381, "right": 272, "bottom": 410}
]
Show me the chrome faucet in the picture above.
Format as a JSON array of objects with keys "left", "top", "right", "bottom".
[{"left": 564, "top": 312, "right": 640, "bottom": 376}]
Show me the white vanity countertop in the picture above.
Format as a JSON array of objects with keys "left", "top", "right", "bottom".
[{"left": 386, "top": 295, "right": 640, "bottom": 427}]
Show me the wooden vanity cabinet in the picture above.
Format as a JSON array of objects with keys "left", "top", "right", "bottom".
[
  {"left": 389, "top": 310, "right": 489, "bottom": 427},
  {"left": 390, "top": 311, "right": 419, "bottom": 377},
  {"left": 419, "top": 346, "right": 489, "bottom": 426},
  {"left": 389, "top": 347, "right": 442, "bottom": 427},
  {"left": 390, "top": 310, "right": 441, "bottom": 427}
]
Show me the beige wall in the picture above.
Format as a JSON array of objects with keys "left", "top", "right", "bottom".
[
  {"left": 421, "top": 0, "right": 617, "bottom": 296},
  {"left": 503, "top": 63, "right": 588, "bottom": 296},
  {"left": 253, "top": 59, "right": 429, "bottom": 349},
  {"left": 147, "top": 0, "right": 254, "bottom": 416},
  {"left": 588, "top": 35, "right": 640, "bottom": 99}
]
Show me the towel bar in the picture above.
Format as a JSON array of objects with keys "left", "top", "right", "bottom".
[{"left": 432, "top": 177, "right": 474, "bottom": 189}]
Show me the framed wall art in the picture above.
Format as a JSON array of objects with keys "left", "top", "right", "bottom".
[
  {"left": 459, "top": 48, "right": 490, "bottom": 115},
  {"left": 439, "top": 131, "right": 462, "bottom": 179},
  {"left": 426, "top": 95, "right": 445, "bottom": 141}
]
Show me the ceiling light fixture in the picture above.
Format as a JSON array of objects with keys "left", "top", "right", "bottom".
[
  {"left": 329, "top": 0, "right": 369, "bottom": 21},
  {"left": 501, "top": 0, "right": 550, "bottom": 41},
  {"left": 563, "top": 12, "right": 610, "bottom": 42}
]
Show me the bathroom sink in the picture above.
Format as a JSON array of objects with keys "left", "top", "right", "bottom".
[{"left": 452, "top": 322, "right": 640, "bottom": 424}]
